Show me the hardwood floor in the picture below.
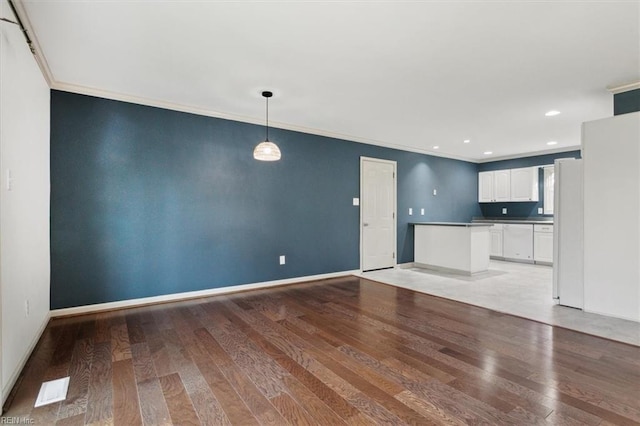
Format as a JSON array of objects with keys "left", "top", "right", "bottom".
[{"left": 4, "top": 276, "right": 640, "bottom": 425}]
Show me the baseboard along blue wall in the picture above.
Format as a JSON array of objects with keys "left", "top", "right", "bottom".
[{"left": 50, "top": 90, "right": 481, "bottom": 309}]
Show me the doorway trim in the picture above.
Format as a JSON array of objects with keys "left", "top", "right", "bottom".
[{"left": 360, "top": 156, "right": 397, "bottom": 272}]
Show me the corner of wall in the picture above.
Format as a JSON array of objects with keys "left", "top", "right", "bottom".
[{"left": 0, "top": 16, "right": 51, "bottom": 405}]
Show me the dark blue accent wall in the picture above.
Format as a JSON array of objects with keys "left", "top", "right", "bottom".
[
  {"left": 50, "top": 90, "right": 481, "bottom": 309},
  {"left": 614, "top": 89, "right": 640, "bottom": 115},
  {"left": 477, "top": 150, "right": 581, "bottom": 218}
]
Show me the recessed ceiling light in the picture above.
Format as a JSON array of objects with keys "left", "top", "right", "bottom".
[
  {"left": 463, "top": 139, "right": 471, "bottom": 144},
  {"left": 545, "top": 110, "right": 561, "bottom": 117},
  {"left": 484, "top": 151, "right": 493, "bottom": 155},
  {"left": 547, "top": 141, "right": 558, "bottom": 146},
  {"left": 433, "top": 145, "right": 439, "bottom": 149}
]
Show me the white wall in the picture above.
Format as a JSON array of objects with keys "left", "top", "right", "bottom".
[
  {"left": 0, "top": 3, "right": 51, "bottom": 404},
  {"left": 582, "top": 112, "right": 640, "bottom": 322}
]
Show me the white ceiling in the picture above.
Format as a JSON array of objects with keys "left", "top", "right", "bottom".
[{"left": 12, "top": 0, "right": 640, "bottom": 162}]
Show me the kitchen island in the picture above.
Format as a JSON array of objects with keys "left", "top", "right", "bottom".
[{"left": 411, "top": 222, "right": 493, "bottom": 274}]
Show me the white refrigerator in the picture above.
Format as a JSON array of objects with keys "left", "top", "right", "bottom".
[{"left": 552, "top": 158, "right": 583, "bottom": 309}]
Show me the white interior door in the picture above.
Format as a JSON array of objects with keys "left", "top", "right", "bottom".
[{"left": 361, "top": 157, "right": 396, "bottom": 271}]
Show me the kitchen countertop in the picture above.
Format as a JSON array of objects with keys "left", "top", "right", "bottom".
[
  {"left": 472, "top": 218, "right": 554, "bottom": 225},
  {"left": 410, "top": 222, "right": 494, "bottom": 227}
]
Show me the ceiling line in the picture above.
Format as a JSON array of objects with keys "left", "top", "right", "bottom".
[
  {"left": 51, "top": 80, "right": 478, "bottom": 163},
  {"left": 9, "top": 0, "right": 54, "bottom": 87}
]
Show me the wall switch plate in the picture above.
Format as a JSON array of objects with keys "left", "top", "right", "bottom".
[
  {"left": 6, "top": 169, "right": 14, "bottom": 191},
  {"left": 279, "top": 255, "right": 285, "bottom": 265},
  {"left": 353, "top": 197, "right": 360, "bottom": 206},
  {"left": 420, "top": 208, "right": 425, "bottom": 215},
  {"left": 538, "top": 207, "right": 543, "bottom": 214},
  {"left": 502, "top": 208, "right": 507, "bottom": 214},
  {"left": 408, "top": 208, "right": 413, "bottom": 215},
  {"left": 433, "top": 189, "right": 437, "bottom": 196}
]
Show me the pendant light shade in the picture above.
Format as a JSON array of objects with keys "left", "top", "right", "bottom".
[
  {"left": 253, "top": 140, "right": 281, "bottom": 161},
  {"left": 254, "top": 91, "right": 281, "bottom": 161}
]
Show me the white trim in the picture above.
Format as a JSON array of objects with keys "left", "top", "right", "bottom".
[
  {"left": 1, "top": 312, "right": 51, "bottom": 406},
  {"left": 583, "top": 308, "right": 640, "bottom": 324},
  {"left": 50, "top": 270, "right": 359, "bottom": 318},
  {"left": 8, "top": 0, "right": 54, "bottom": 87},
  {"left": 396, "top": 262, "right": 415, "bottom": 269},
  {"left": 50, "top": 84, "right": 474, "bottom": 162},
  {"left": 360, "top": 157, "right": 398, "bottom": 272},
  {"left": 607, "top": 81, "right": 640, "bottom": 95},
  {"left": 476, "top": 146, "right": 581, "bottom": 163}
]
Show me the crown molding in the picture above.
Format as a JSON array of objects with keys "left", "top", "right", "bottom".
[
  {"left": 475, "top": 146, "right": 581, "bottom": 163},
  {"left": 8, "top": 0, "right": 54, "bottom": 87},
  {"left": 51, "top": 81, "right": 475, "bottom": 163},
  {"left": 50, "top": 82, "right": 576, "bottom": 166},
  {"left": 607, "top": 81, "right": 640, "bottom": 95},
  {"left": 54, "top": 83, "right": 578, "bottom": 165}
]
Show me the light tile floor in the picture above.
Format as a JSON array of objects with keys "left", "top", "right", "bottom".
[{"left": 360, "top": 260, "right": 640, "bottom": 346}]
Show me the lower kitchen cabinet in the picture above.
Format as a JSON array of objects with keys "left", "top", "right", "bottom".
[
  {"left": 489, "top": 224, "right": 503, "bottom": 258},
  {"left": 477, "top": 221, "right": 553, "bottom": 265},
  {"left": 534, "top": 224, "right": 554, "bottom": 264}
]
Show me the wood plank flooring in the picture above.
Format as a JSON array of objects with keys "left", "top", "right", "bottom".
[{"left": 3, "top": 276, "right": 640, "bottom": 425}]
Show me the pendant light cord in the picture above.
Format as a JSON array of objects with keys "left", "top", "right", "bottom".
[{"left": 265, "top": 95, "right": 269, "bottom": 142}]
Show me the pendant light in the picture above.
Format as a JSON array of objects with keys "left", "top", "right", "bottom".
[{"left": 253, "top": 91, "right": 281, "bottom": 161}]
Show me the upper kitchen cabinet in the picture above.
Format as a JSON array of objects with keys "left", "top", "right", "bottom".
[
  {"left": 510, "top": 167, "right": 539, "bottom": 202},
  {"left": 478, "top": 170, "right": 511, "bottom": 202},
  {"left": 478, "top": 171, "right": 495, "bottom": 202},
  {"left": 543, "top": 166, "right": 554, "bottom": 214},
  {"left": 494, "top": 170, "right": 511, "bottom": 201}
]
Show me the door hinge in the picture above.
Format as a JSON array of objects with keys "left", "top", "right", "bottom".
[
  {"left": 393, "top": 212, "right": 395, "bottom": 219},
  {"left": 392, "top": 252, "right": 396, "bottom": 259}
]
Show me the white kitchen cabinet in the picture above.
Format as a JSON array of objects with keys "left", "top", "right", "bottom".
[
  {"left": 478, "top": 170, "right": 510, "bottom": 202},
  {"left": 494, "top": 170, "right": 511, "bottom": 201},
  {"left": 503, "top": 224, "right": 533, "bottom": 262},
  {"left": 478, "top": 171, "right": 495, "bottom": 202},
  {"left": 414, "top": 224, "right": 491, "bottom": 274},
  {"left": 534, "top": 224, "right": 553, "bottom": 264},
  {"left": 510, "top": 167, "right": 539, "bottom": 202},
  {"left": 489, "top": 224, "right": 503, "bottom": 258},
  {"left": 543, "top": 166, "right": 554, "bottom": 214}
]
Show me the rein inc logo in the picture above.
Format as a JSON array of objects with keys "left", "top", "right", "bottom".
[{"left": 0, "top": 418, "right": 34, "bottom": 425}]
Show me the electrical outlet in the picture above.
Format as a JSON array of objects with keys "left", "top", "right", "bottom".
[
  {"left": 408, "top": 208, "right": 413, "bottom": 215},
  {"left": 502, "top": 208, "right": 507, "bottom": 215},
  {"left": 538, "top": 207, "right": 543, "bottom": 214},
  {"left": 420, "top": 208, "right": 425, "bottom": 215},
  {"left": 433, "top": 189, "right": 437, "bottom": 196},
  {"left": 352, "top": 197, "right": 360, "bottom": 206},
  {"left": 25, "top": 299, "right": 30, "bottom": 317},
  {"left": 279, "top": 255, "right": 286, "bottom": 265}
]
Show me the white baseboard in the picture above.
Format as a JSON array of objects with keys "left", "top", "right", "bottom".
[
  {"left": 2, "top": 312, "right": 51, "bottom": 407},
  {"left": 582, "top": 307, "right": 640, "bottom": 324},
  {"left": 50, "top": 270, "right": 359, "bottom": 318},
  {"left": 396, "top": 262, "right": 415, "bottom": 269}
]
